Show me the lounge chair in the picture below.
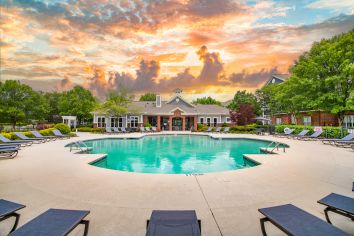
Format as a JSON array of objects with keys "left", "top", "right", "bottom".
[
  {"left": 9, "top": 208, "right": 90, "bottom": 236},
  {"left": 322, "top": 133, "right": 354, "bottom": 146},
  {"left": 145, "top": 127, "right": 151, "bottom": 132},
  {"left": 258, "top": 204, "right": 348, "bottom": 236},
  {"left": 146, "top": 210, "right": 201, "bottom": 236},
  {"left": 298, "top": 130, "right": 323, "bottom": 141},
  {"left": 276, "top": 129, "right": 295, "bottom": 137},
  {"left": 30, "top": 131, "right": 56, "bottom": 141},
  {"left": 14, "top": 132, "right": 46, "bottom": 143},
  {"left": 120, "top": 127, "right": 128, "bottom": 133},
  {"left": 151, "top": 127, "right": 157, "bottom": 132},
  {"left": 0, "top": 199, "right": 25, "bottom": 234},
  {"left": 288, "top": 129, "right": 309, "bottom": 139},
  {"left": 0, "top": 146, "right": 20, "bottom": 158},
  {"left": 52, "top": 129, "right": 70, "bottom": 139},
  {"left": 223, "top": 127, "right": 230, "bottom": 133},
  {"left": 105, "top": 127, "right": 113, "bottom": 134},
  {"left": 256, "top": 128, "right": 265, "bottom": 135},
  {"left": 317, "top": 193, "right": 354, "bottom": 225},
  {"left": 112, "top": 127, "right": 121, "bottom": 134},
  {"left": 214, "top": 127, "right": 221, "bottom": 132},
  {"left": 206, "top": 127, "right": 212, "bottom": 132},
  {"left": 0, "top": 135, "right": 32, "bottom": 147},
  {"left": 140, "top": 127, "right": 146, "bottom": 133}
]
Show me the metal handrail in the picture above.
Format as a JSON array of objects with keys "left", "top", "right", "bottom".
[
  {"left": 70, "top": 141, "right": 91, "bottom": 152},
  {"left": 266, "top": 141, "right": 286, "bottom": 153}
]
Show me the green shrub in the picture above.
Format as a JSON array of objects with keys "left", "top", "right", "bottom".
[
  {"left": 54, "top": 123, "right": 71, "bottom": 134},
  {"left": 39, "top": 128, "right": 55, "bottom": 136},
  {"left": 144, "top": 123, "right": 152, "bottom": 128},
  {"left": 229, "top": 124, "right": 256, "bottom": 133},
  {"left": 274, "top": 125, "right": 348, "bottom": 138},
  {"left": 77, "top": 127, "right": 104, "bottom": 133}
]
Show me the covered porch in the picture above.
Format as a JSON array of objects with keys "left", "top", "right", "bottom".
[{"left": 144, "top": 115, "right": 198, "bottom": 131}]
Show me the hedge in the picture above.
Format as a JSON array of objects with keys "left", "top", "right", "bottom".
[
  {"left": 54, "top": 123, "right": 71, "bottom": 134},
  {"left": 77, "top": 127, "right": 105, "bottom": 133},
  {"left": 0, "top": 127, "right": 77, "bottom": 141},
  {"left": 197, "top": 124, "right": 257, "bottom": 133},
  {"left": 275, "top": 125, "right": 348, "bottom": 138}
]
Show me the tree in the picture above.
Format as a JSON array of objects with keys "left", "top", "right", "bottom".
[
  {"left": 228, "top": 90, "right": 260, "bottom": 115},
  {"left": 96, "top": 89, "right": 137, "bottom": 117},
  {"left": 193, "top": 96, "right": 221, "bottom": 105},
  {"left": 229, "top": 104, "right": 255, "bottom": 125},
  {"left": 139, "top": 93, "right": 156, "bottom": 101},
  {"left": 0, "top": 80, "right": 48, "bottom": 127},
  {"left": 58, "top": 86, "right": 96, "bottom": 124},
  {"left": 289, "top": 29, "right": 354, "bottom": 125},
  {"left": 44, "top": 91, "right": 62, "bottom": 122}
]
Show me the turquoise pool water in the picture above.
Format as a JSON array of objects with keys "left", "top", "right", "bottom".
[{"left": 78, "top": 135, "right": 277, "bottom": 174}]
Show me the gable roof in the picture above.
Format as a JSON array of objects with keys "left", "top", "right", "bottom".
[{"left": 263, "top": 74, "right": 290, "bottom": 87}]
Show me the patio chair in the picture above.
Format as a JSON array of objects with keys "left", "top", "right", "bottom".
[
  {"left": 30, "top": 131, "right": 56, "bottom": 141},
  {"left": 0, "top": 146, "right": 20, "bottom": 158},
  {"left": 298, "top": 130, "right": 323, "bottom": 141},
  {"left": 0, "top": 135, "right": 33, "bottom": 147},
  {"left": 277, "top": 129, "right": 295, "bottom": 137},
  {"left": 151, "top": 127, "right": 157, "bottom": 132},
  {"left": 288, "top": 129, "right": 309, "bottom": 139},
  {"left": 215, "top": 127, "right": 222, "bottom": 133},
  {"left": 112, "top": 127, "right": 121, "bottom": 134},
  {"left": 105, "top": 127, "right": 113, "bottom": 134},
  {"left": 146, "top": 210, "right": 201, "bottom": 236},
  {"left": 322, "top": 133, "right": 354, "bottom": 145},
  {"left": 145, "top": 127, "right": 151, "bottom": 132},
  {"left": 317, "top": 193, "right": 354, "bottom": 225},
  {"left": 120, "top": 127, "right": 128, "bottom": 133},
  {"left": 0, "top": 199, "right": 25, "bottom": 234},
  {"left": 52, "top": 129, "right": 70, "bottom": 139},
  {"left": 258, "top": 204, "right": 348, "bottom": 236},
  {"left": 223, "top": 127, "right": 230, "bottom": 133},
  {"left": 9, "top": 208, "right": 90, "bottom": 236},
  {"left": 140, "top": 127, "right": 146, "bottom": 133},
  {"left": 14, "top": 132, "right": 46, "bottom": 144},
  {"left": 206, "top": 127, "right": 212, "bottom": 132},
  {"left": 256, "top": 128, "right": 265, "bottom": 135}
]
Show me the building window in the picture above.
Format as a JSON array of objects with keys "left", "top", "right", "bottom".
[
  {"left": 200, "top": 117, "right": 204, "bottom": 124},
  {"left": 206, "top": 117, "right": 211, "bottom": 126},
  {"left": 303, "top": 116, "right": 311, "bottom": 126},
  {"left": 130, "top": 116, "right": 138, "bottom": 128},
  {"left": 343, "top": 115, "right": 354, "bottom": 128},
  {"left": 110, "top": 117, "right": 123, "bottom": 127},
  {"left": 226, "top": 117, "right": 231, "bottom": 123},
  {"left": 276, "top": 118, "right": 282, "bottom": 125},
  {"left": 97, "top": 117, "right": 106, "bottom": 128},
  {"left": 213, "top": 117, "right": 218, "bottom": 127}
]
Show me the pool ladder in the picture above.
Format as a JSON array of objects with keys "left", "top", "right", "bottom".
[
  {"left": 266, "top": 141, "right": 285, "bottom": 153},
  {"left": 70, "top": 141, "right": 92, "bottom": 152}
]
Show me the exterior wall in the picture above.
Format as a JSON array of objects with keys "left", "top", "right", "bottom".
[
  {"left": 92, "top": 114, "right": 142, "bottom": 128},
  {"left": 272, "top": 111, "right": 339, "bottom": 126},
  {"left": 197, "top": 115, "right": 230, "bottom": 126}
]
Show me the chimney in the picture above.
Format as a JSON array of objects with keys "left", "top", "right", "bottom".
[{"left": 156, "top": 95, "right": 161, "bottom": 107}]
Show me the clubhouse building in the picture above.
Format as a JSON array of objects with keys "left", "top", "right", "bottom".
[{"left": 92, "top": 89, "right": 231, "bottom": 131}]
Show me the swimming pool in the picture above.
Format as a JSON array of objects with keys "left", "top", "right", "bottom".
[{"left": 75, "top": 135, "right": 281, "bottom": 174}]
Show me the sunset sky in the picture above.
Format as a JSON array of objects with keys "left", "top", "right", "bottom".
[{"left": 1, "top": 0, "right": 354, "bottom": 101}]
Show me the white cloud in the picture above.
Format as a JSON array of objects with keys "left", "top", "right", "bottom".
[{"left": 307, "top": 0, "right": 354, "bottom": 13}]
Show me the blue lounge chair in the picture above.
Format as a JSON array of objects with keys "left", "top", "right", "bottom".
[
  {"left": 120, "top": 127, "right": 128, "bottom": 133},
  {"left": 298, "top": 130, "right": 323, "bottom": 141},
  {"left": 322, "top": 133, "right": 354, "bottom": 145},
  {"left": 105, "top": 127, "right": 113, "bottom": 134},
  {"left": 277, "top": 129, "right": 295, "bottom": 137},
  {"left": 30, "top": 131, "right": 56, "bottom": 141},
  {"left": 14, "top": 132, "right": 46, "bottom": 143},
  {"left": 146, "top": 210, "right": 201, "bottom": 236},
  {"left": 215, "top": 127, "right": 221, "bottom": 132},
  {"left": 151, "top": 127, "right": 157, "bottom": 132},
  {"left": 0, "top": 146, "right": 20, "bottom": 158},
  {"left": 52, "top": 129, "right": 70, "bottom": 139},
  {"left": 289, "top": 129, "right": 309, "bottom": 139},
  {"left": 112, "top": 127, "right": 121, "bottom": 134},
  {"left": 145, "top": 127, "right": 152, "bottom": 132},
  {"left": 223, "top": 127, "right": 230, "bottom": 133},
  {"left": 10, "top": 209, "right": 90, "bottom": 236},
  {"left": 0, "top": 199, "right": 25, "bottom": 234},
  {"left": 0, "top": 135, "right": 32, "bottom": 146},
  {"left": 140, "top": 127, "right": 146, "bottom": 133},
  {"left": 206, "top": 127, "right": 212, "bottom": 132},
  {"left": 317, "top": 193, "right": 354, "bottom": 225},
  {"left": 258, "top": 204, "right": 348, "bottom": 236}
]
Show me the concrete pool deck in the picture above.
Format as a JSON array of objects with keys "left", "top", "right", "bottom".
[{"left": 0, "top": 132, "right": 353, "bottom": 236}]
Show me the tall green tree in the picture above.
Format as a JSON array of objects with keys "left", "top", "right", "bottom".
[
  {"left": 228, "top": 90, "right": 260, "bottom": 115},
  {"left": 44, "top": 91, "right": 62, "bottom": 122},
  {"left": 289, "top": 29, "right": 354, "bottom": 124},
  {"left": 0, "top": 80, "right": 48, "bottom": 127},
  {"left": 193, "top": 96, "right": 221, "bottom": 105},
  {"left": 96, "top": 89, "right": 139, "bottom": 117},
  {"left": 58, "top": 86, "right": 96, "bottom": 124},
  {"left": 139, "top": 93, "right": 156, "bottom": 101}
]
